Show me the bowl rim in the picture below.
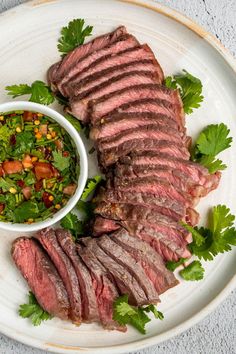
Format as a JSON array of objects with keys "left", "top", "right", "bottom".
[{"left": 0, "top": 100, "right": 88, "bottom": 232}]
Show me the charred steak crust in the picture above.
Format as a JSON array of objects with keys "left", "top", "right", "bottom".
[{"left": 12, "top": 237, "right": 70, "bottom": 320}]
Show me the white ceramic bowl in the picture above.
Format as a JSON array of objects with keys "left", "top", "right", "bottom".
[{"left": 0, "top": 101, "right": 88, "bottom": 232}]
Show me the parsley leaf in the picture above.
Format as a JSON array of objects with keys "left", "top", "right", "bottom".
[
  {"left": 191, "top": 123, "right": 232, "bottom": 173},
  {"left": 165, "top": 70, "right": 204, "bottom": 114},
  {"left": 179, "top": 260, "right": 204, "bottom": 281},
  {"left": 52, "top": 150, "right": 70, "bottom": 171},
  {"left": 186, "top": 205, "right": 236, "bottom": 261},
  {"left": 19, "top": 291, "right": 52, "bottom": 326},
  {"left": 60, "top": 211, "right": 84, "bottom": 238},
  {"left": 166, "top": 257, "right": 188, "bottom": 271},
  {"left": 81, "top": 175, "right": 103, "bottom": 201},
  {"left": 113, "top": 295, "right": 163, "bottom": 334},
  {"left": 58, "top": 19, "right": 93, "bottom": 55},
  {"left": 6, "top": 80, "right": 55, "bottom": 105}
]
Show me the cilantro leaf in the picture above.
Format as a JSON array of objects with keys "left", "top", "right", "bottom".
[
  {"left": 181, "top": 223, "right": 205, "bottom": 247},
  {"left": 113, "top": 295, "right": 163, "bottom": 334},
  {"left": 76, "top": 200, "right": 95, "bottom": 221},
  {"left": 0, "top": 177, "right": 17, "bottom": 192},
  {"left": 5, "top": 84, "right": 31, "bottom": 98},
  {"left": 19, "top": 291, "right": 52, "bottom": 326},
  {"left": 81, "top": 175, "right": 103, "bottom": 201},
  {"left": 58, "top": 19, "right": 93, "bottom": 55},
  {"left": 186, "top": 205, "right": 236, "bottom": 261},
  {"left": 165, "top": 70, "right": 203, "bottom": 114},
  {"left": 179, "top": 260, "right": 204, "bottom": 281},
  {"left": 13, "top": 131, "right": 34, "bottom": 157},
  {"left": 197, "top": 155, "right": 226, "bottom": 174},
  {"left": 0, "top": 125, "right": 12, "bottom": 144},
  {"left": 60, "top": 212, "right": 84, "bottom": 238},
  {"left": 5, "top": 81, "right": 54, "bottom": 105},
  {"left": 52, "top": 150, "right": 70, "bottom": 171},
  {"left": 64, "top": 113, "right": 82, "bottom": 132},
  {"left": 14, "top": 201, "right": 39, "bottom": 223},
  {"left": 166, "top": 257, "right": 188, "bottom": 271}
]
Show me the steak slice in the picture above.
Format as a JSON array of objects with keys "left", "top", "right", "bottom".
[
  {"left": 122, "top": 221, "right": 191, "bottom": 262},
  {"left": 54, "top": 26, "right": 127, "bottom": 85},
  {"left": 93, "top": 216, "right": 120, "bottom": 236},
  {"left": 36, "top": 228, "right": 82, "bottom": 323},
  {"left": 69, "top": 71, "right": 160, "bottom": 121},
  {"left": 55, "top": 229, "right": 99, "bottom": 323},
  {"left": 95, "top": 187, "right": 186, "bottom": 220},
  {"left": 84, "top": 238, "right": 151, "bottom": 306},
  {"left": 77, "top": 244, "right": 126, "bottom": 331},
  {"left": 90, "top": 84, "right": 183, "bottom": 125},
  {"left": 120, "top": 151, "right": 221, "bottom": 189},
  {"left": 111, "top": 229, "right": 179, "bottom": 294},
  {"left": 114, "top": 164, "right": 205, "bottom": 197},
  {"left": 97, "top": 235, "right": 159, "bottom": 303},
  {"left": 112, "top": 176, "right": 193, "bottom": 207},
  {"left": 99, "top": 140, "right": 189, "bottom": 167},
  {"left": 58, "top": 34, "right": 139, "bottom": 92},
  {"left": 95, "top": 202, "right": 190, "bottom": 240},
  {"left": 90, "top": 112, "right": 179, "bottom": 140},
  {"left": 12, "top": 237, "right": 69, "bottom": 320},
  {"left": 66, "top": 59, "right": 163, "bottom": 97}
]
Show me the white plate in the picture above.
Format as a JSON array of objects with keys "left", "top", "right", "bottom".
[{"left": 0, "top": 0, "right": 236, "bottom": 353}]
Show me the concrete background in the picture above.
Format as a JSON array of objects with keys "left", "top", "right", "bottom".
[{"left": 0, "top": 0, "right": 236, "bottom": 353}]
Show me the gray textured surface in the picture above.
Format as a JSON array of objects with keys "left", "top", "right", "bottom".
[{"left": 0, "top": 0, "right": 236, "bottom": 353}]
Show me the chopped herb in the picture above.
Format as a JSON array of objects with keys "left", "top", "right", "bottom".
[
  {"left": 64, "top": 113, "right": 82, "bottom": 132},
  {"left": 58, "top": 19, "right": 93, "bottom": 55},
  {"left": 165, "top": 70, "right": 204, "bottom": 114},
  {"left": 52, "top": 151, "right": 70, "bottom": 171},
  {"left": 14, "top": 201, "right": 39, "bottom": 223},
  {"left": 113, "top": 295, "right": 164, "bottom": 334},
  {"left": 179, "top": 260, "right": 205, "bottom": 281},
  {"left": 19, "top": 291, "right": 53, "bottom": 326},
  {"left": 88, "top": 146, "right": 95, "bottom": 154},
  {"left": 6, "top": 81, "right": 55, "bottom": 105}
]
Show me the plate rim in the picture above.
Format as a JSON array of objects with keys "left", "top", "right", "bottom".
[{"left": 0, "top": 0, "right": 236, "bottom": 352}]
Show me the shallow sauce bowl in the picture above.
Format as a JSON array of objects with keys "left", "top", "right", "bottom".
[{"left": 0, "top": 101, "right": 88, "bottom": 232}]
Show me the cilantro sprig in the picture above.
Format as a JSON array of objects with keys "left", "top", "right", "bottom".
[
  {"left": 60, "top": 212, "right": 84, "bottom": 239},
  {"left": 165, "top": 70, "right": 204, "bottom": 114},
  {"left": 80, "top": 175, "right": 103, "bottom": 201},
  {"left": 19, "top": 291, "right": 52, "bottom": 326},
  {"left": 179, "top": 260, "right": 205, "bottom": 281},
  {"left": 5, "top": 80, "right": 55, "bottom": 105},
  {"left": 113, "top": 295, "right": 164, "bottom": 334},
  {"left": 191, "top": 123, "right": 232, "bottom": 173},
  {"left": 58, "top": 19, "right": 93, "bottom": 55}
]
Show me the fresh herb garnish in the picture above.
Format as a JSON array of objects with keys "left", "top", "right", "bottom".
[
  {"left": 6, "top": 81, "right": 55, "bottom": 105},
  {"left": 81, "top": 175, "right": 103, "bottom": 201},
  {"left": 64, "top": 113, "right": 82, "bottom": 132},
  {"left": 14, "top": 201, "right": 39, "bottom": 223},
  {"left": 19, "top": 291, "right": 53, "bottom": 326},
  {"left": 60, "top": 211, "right": 84, "bottom": 238},
  {"left": 58, "top": 19, "right": 93, "bottom": 55},
  {"left": 113, "top": 295, "right": 164, "bottom": 334},
  {"left": 191, "top": 123, "right": 232, "bottom": 173},
  {"left": 166, "top": 258, "right": 188, "bottom": 271},
  {"left": 165, "top": 70, "right": 204, "bottom": 114},
  {"left": 52, "top": 151, "right": 70, "bottom": 171},
  {"left": 179, "top": 260, "right": 205, "bottom": 281},
  {"left": 185, "top": 205, "right": 236, "bottom": 261}
]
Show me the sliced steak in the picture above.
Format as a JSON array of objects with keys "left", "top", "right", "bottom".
[
  {"left": 120, "top": 152, "right": 221, "bottom": 189},
  {"left": 90, "top": 84, "right": 183, "bottom": 125},
  {"left": 77, "top": 244, "right": 126, "bottom": 331},
  {"left": 54, "top": 26, "right": 127, "bottom": 85},
  {"left": 111, "top": 229, "right": 179, "bottom": 293},
  {"left": 67, "top": 59, "right": 163, "bottom": 97},
  {"left": 97, "top": 235, "right": 159, "bottom": 303},
  {"left": 93, "top": 216, "right": 120, "bottom": 236},
  {"left": 112, "top": 176, "right": 193, "bottom": 207},
  {"left": 36, "top": 228, "right": 82, "bottom": 323},
  {"left": 55, "top": 229, "right": 99, "bottom": 323},
  {"left": 95, "top": 187, "right": 186, "bottom": 220},
  {"left": 47, "top": 62, "right": 60, "bottom": 90},
  {"left": 12, "top": 237, "right": 69, "bottom": 320},
  {"left": 69, "top": 71, "right": 160, "bottom": 121},
  {"left": 90, "top": 112, "right": 179, "bottom": 140},
  {"left": 122, "top": 221, "right": 191, "bottom": 262},
  {"left": 84, "top": 238, "right": 152, "bottom": 306},
  {"left": 114, "top": 164, "right": 206, "bottom": 197},
  {"left": 58, "top": 34, "right": 139, "bottom": 92},
  {"left": 99, "top": 140, "right": 189, "bottom": 167},
  {"left": 95, "top": 202, "right": 190, "bottom": 240}
]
